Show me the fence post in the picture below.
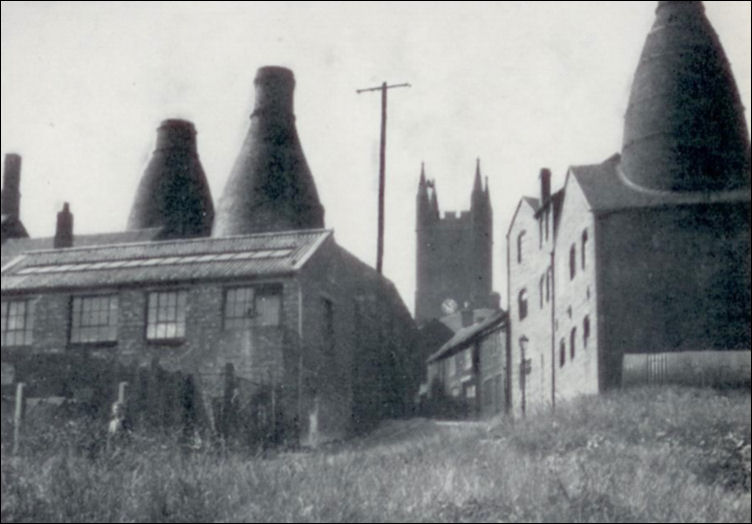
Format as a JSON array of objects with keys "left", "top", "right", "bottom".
[
  {"left": 222, "top": 363, "right": 236, "bottom": 439},
  {"left": 12, "top": 382, "right": 26, "bottom": 455},
  {"left": 118, "top": 381, "right": 129, "bottom": 405}
]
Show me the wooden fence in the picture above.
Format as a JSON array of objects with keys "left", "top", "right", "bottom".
[{"left": 2, "top": 355, "right": 290, "bottom": 455}]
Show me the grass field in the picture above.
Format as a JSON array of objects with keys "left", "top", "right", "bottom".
[{"left": 2, "top": 386, "right": 750, "bottom": 522}]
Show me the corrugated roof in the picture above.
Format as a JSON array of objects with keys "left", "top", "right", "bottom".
[
  {"left": 571, "top": 154, "right": 750, "bottom": 213},
  {"left": 427, "top": 310, "right": 505, "bottom": 363},
  {"left": 2, "top": 229, "right": 331, "bottom": 291}
]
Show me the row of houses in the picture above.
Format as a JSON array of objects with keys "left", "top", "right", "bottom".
[{"left": 418, "top": 1, "right": 750, "bottom": 418}]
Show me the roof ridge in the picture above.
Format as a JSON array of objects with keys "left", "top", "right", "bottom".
[{"left": 18, "top": 228, "right": 334, "bottom": 256}]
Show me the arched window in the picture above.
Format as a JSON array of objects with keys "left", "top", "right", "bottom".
[
  {"left": 559, "top": 339, "right": 566, "bottom": 367},
  {"left": 517, "top": 231, "right": 526, "bottom": 264},
  {"left": 518, "top": 289, "right": 528, "bottom": 320},
  {"left": 570, "top": 327, "right": 577, "bottom": 360},
  {"left": 583, "top": 315, "right": 590, "bottom": 348},
  {"left": 581, "top": 229, "right": 588, "bottom": 270},
  {"left": 569, "top": 244, "right": 576, "bottom": 280}
]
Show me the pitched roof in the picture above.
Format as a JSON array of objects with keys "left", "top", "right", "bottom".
[
  {"left": 571, "top": 154, "right": 750, "bottom": 213},
  {"left": 522, "top": 196, "right": 540, "bottom": 211},
  {"left": 2, "top": 229, "right": 331, "bottom": 292},
  {"left": 427, "top": 310, "right": 506, "bottom": 363},
  {"left": 506, "top": 196, "right": 540, "bottom": 237}
]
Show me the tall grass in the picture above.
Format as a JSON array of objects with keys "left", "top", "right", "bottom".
[{"left": 2, "top": 386, "right": 750, "bottom": 522}]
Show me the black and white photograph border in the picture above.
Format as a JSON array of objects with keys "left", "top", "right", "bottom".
[{"left": 1, "top": 2, "right": 750, "bottom": 523}]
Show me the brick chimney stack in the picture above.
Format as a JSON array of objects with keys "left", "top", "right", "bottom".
[
  {"left": 539, "top": 168, "right": 551, "bottom": 204},
  {"left": 1, "top": 153, "right": 22, "bottom": 219},
  {"left": 54, "top": 202, "right": 73, "bottom": 248}
]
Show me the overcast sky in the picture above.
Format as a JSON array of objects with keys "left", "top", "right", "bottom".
[{"left": 2, "top": 1, "right": 750, "bottom": 312}]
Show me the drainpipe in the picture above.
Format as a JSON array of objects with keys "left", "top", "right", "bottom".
[
  {"left": 550, "top": 250, "right": 556, "bottom": 411},
  {"left": 297, "top": 279, "right": 304, "bottom": 443}
]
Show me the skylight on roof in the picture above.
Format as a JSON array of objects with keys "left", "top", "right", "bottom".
[{"left": 11, "top": 248, "right": 296, "bottom": 275}]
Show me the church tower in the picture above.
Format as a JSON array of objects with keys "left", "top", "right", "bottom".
[{"left": 415, "top": 161, "right": 495, "bottom": 325}]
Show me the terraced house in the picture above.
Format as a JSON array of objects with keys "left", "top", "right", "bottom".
[
  {"left": 1, "top": 66, "right": 419, "bottom": 443},
  {"left": 507, "top": 1, "right": 750, "bottom": 416}
]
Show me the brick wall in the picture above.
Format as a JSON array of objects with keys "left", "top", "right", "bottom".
[
  {"left": 553, "top": 176, "right": 599, "bottom": 402},
  {"left": 507, "top": 198, "right": 554, "bottom": 417}
]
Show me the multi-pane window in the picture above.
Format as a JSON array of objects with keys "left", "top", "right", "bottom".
[
  {"left": 1, "top": 300, "right": 34, "bottom": 346},
  {"left": 146, "top": 290, "right": 187, "bottom": 340},
  {"left": 518, "top": 289, "right": 528, "bottom": 320},
  {"left": 224, "top": 286, "right": 282, "bottom": 330},
  {"left": 71, "top": 295, "right": 118, "bottom": 343},
  {"left": 465, "top": 348, "right": 473, "bottom": 371}
]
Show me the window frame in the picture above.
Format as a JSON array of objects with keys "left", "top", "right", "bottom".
[
  {"left": 583, "top": 315, "right": 590, "bottom": 349},
  {"left": 569, "top": 244, "right": 576, "bottom": 280},
  {"left": 517, "top": 230, "right": 526, "bottom": 264},
  {"left": 145, "top": 289, "right": 188, "bottom": 342},
  {"left": 570, "top": 327, "right": 577, "bottom": 360},
  {"left": 223, "top": 284, "right": 283, "bottom": 331},
  {"left": 581, "top": 228, "right": 589, "bottom": 270},
  {"left": 518, "top": 288, "right": 528, "bottom": 320},
  {"left": 70, "top": 293, "right": 119, "bottom": 345},
  {"left": 1, "top": 298, "right": 34, "bottom": 347}
]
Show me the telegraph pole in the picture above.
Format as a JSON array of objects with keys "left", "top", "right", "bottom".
[{"left": 357, "top": 81, "right": 410, "bottom": 274}]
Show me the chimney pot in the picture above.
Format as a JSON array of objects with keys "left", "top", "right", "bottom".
[
  {"left": 54, "top": 201, "right": 74, "bottom": 248},
  {"left": 540, "top": 168, "right": 551, "bottom": 204}
]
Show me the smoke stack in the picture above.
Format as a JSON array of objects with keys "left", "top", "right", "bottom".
[
  {"left": 2, "top": 153, "right": 22, "bottom": 219},
  {"left": 54, "top": 202, "right": 73, "bottom": 248},
  {"left": 127, "top": 119, "right": 214, "bottom": 239},
  {"left": 212, "top": 66, "right": 325, "bottom": 237},
  {"left": 539, "top": 168, "right": 551, "bottom": 204}
]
